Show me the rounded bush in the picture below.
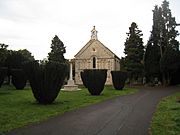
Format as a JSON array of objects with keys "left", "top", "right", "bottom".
[
  {"left": 83, "top": 69, "right": 107, "bottom": 95},
  {"left": 11, "top": 69, "right": 27, "bottom": 90},
  {"left": 111, "top": 71, "right": 127, "bottom": 90},
  {"left": 23, "top": 61, "right": 67, "bottom": 104},
  {"left": 0, "top": 67, "right": 8, "bottom": 87}
]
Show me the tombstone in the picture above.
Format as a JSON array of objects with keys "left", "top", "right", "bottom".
[{"left": 143, "top": 77, "right": 146, "bottom": 85}]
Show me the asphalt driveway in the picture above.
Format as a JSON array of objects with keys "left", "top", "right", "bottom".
[{"left": 6, "top": 86, "right": 179, "bottom": 135}]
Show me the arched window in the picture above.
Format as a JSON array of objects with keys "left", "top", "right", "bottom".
[{"left": 93, "top": 57, "right": 96, "bottom": 68}]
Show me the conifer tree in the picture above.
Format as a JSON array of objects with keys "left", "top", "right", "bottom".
[
  {"left": 124, "top": 22, "right": 144, "bottom": 83},
  {"left": 48, "top": 35, "right": 66, "bottom": 63},
  {"left": 144, "top": 5, "right": 162, "bottom": 83},
  {"left": 145, "top": 0, "right": 179, "bottom": 85},
  {"left": 144, "top": 39, "right": 161, "bottom": 83}
]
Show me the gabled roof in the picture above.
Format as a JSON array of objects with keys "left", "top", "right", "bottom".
[{"left": 74, "top": 39, "right": 120, "bottom": 60}]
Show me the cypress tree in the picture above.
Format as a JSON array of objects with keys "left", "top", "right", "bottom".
[{"left": 145, "top": 0, "right": 179, "bottom": 85}]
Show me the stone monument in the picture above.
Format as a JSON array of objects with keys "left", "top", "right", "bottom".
[{"left": 63, "top": 59, "right": 79, "bottom": 91}]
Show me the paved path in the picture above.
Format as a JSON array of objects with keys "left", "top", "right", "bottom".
[{"left": 7, "top": 86, "right": 179, "bottom": 135}]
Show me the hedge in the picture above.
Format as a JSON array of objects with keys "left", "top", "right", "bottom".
[
  {"left": 82, "top": 69, "right": 107, "bottom": 95},
  {"left": 11, "top": 68, "right": 27, "bottom": 90},
  {"left": 111, "top": 71, "right": 127, "bottom": 90},
  {"left": 24, "top": 61, "right": 67, "bottom": 104}
]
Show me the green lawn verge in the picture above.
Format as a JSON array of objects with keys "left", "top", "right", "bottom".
[
  {"left": 0, "top": 85, "right": 138, "bottom": 133},
  {"left": 151, "top": 92, "right": 180, "bottom": 135}
]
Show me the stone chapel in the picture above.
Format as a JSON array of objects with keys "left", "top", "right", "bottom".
[{"left": 74, "top": 26, "right": 120, "bottom": 85}]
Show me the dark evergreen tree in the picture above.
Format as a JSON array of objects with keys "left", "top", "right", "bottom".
[
  {"left": 111, "top": 71, "right": 127, "bottom": 90},
  {"left": 124, "top": 22, "right": 144, "bottom": 83},
  {"left": 160, "top": 46, "right": 180, "bottom": 85},
  {"left": 48, "top": 35, "right": 66, "bottom": 63},
  {"left": 18, "top": 49, "right": 35, "bottom": 62},
  {"left": 0, "top": 43, "right": 8, "bottom": 67},
  {"left": 23, "top": 36, "right": 68, "bottom": 104},
  {"left": 161, "top": 0, "right": 179, "bottom": 51},
  {"left": 144, "top": 40, "right": 161, "bottom": 83},
  {"left": 82, "top": 69, "right": 107, "bottom": 95},
  {"left": 145, "top": 0, "right": 179, "bottom": 85},
  {"left": 5, "top": 49, "right": 34, "bottom": 69},
  {"left": 144, "top": 5, "right": 162, "bottom": 83},
  {"left": 120, "top": 57, "right": 126, "bottom": 71},
  {"left": 160, "top": 0, "right": 179, "bottom": 85},
  {"left": 5, "top": 49, "right": 34, "bottom": 86},
  {"left": 24, "top": 61, "right": 67, "bottom": 104}
]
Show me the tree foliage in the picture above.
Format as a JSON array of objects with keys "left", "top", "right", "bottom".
[
  {"left": 4, "top": 49, "right": 34, "bottom": 86},
  {"left": 160, "top": 47, "right": 180, "bottom": 85},
  {"left": 23, "top": 36, "right": 68, "bottom": 104},
  {"left": 145, "top": 0, "right": 179, "bottom": 85},
  {"left": 81, "top": 69, "right": 107, "bottom": 95},
  {"left": 111, "top": 71, "right": 127, "bottom": 90},
  {"left": 11, "top": 69, "right": 27, "bottom": 90},
  {"left": 0, "top": 43, "right": 8, "bottom": 67},
  {"left": 144, "top": 40, "right": 161, "bottom": 83},
  {"left": 24, "top": 61, "right": 67, "bottom": 104},
  {"left": 48, "top": 35, "right": 66, "bottom": 63},
  {"left": 124, "top": 22, "right": 144, "bottom": 83},
  {"left": 5, "top": 49, "right": 34, "bottom": 69}
]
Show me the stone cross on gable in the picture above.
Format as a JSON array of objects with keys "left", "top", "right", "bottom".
[{"left": 91, "top": 26, "right": 98, "bottom": 40}]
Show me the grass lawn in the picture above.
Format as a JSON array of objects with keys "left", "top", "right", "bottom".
[
  {"left": 151, "top": 92, "right": 180, "bottom": 135},
  {"left": 0, "top": 85, "right": 138, "bottom": 133}
]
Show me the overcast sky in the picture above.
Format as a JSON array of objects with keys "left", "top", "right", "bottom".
[{"left": 0, "top": 0, "right": 180, "bottom": 60}]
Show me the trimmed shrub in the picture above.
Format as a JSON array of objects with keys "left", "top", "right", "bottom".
[
  {"left": 80, "top": 71, "right": 88, "bottom": 88},
  {"left": 23, "top": 61, "right": 67, "bottom": 104},
  {"left": 11, "top": 69, "right": 27, "bottom": 90},
  {"left": 0, "top": 67, "right": 7, "bottom": 87},
  {"left": 111, "top": 71, "right": 127, "bottom": 90},
  {"left": 83, "top": 69, "right": 107, "bottom": 95}
]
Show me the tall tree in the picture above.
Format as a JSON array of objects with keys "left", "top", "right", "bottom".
[
  {"left": 144, "top": 5, "right": 162, "bottom": 83},
  {"left": 145, "top": 0, "right": 179, "bottom": 85},
  {"left": 48, "top": 35, "right": 66, "bottom": 63},
  {"left": 160, "top": 46, "right": 180, "bottom": 84},
  {"left": 124, "top": 22, "right": 144, "bottom": 83},
  {"left": 160, "top": 0, "right": 179, "bottom": 85},
  {"left": 160, "top": 0, "right": 179, "bottom": 51},
  {"left": 144, "top": 39, "right": 161, "bottom": 83}
]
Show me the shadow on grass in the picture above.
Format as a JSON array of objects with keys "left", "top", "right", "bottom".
[
  {"left": 0, "top": 92, "right": 12, "bottom": 95},
  {"left": 28, "top": 100, "right": 71, "bottom": 106}
]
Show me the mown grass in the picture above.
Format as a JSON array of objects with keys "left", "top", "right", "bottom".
[
  {"left": 0, "top": 85, "right": 138, "bottom": 133},
  {"left": 151, "top": 92, "right": 180, "bottom": 135}
]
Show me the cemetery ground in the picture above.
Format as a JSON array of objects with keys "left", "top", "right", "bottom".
[
  {"left": 3, "top": 86, "right": 179, "bottom": 135},
  {"left": 150, "top": 91, "right": 180, "bottom": 135},
  {"left": 0, "top": 85, "right": 137, "bottom": 133},
  {"left": 0, "top": 85, "right": 179, "bottom": 135}
]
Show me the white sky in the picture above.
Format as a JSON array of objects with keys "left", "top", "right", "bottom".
[{"left": 0, "top": 0, "right": 180, "bottom": 60}]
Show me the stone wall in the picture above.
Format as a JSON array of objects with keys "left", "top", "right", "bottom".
[{"left": 75, "top": 58, "right": 117, "bottom": 85}]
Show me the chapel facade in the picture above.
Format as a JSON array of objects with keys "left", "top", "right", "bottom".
[{"left": 74, "top": 26, "right": 120, "bottom": 85}]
